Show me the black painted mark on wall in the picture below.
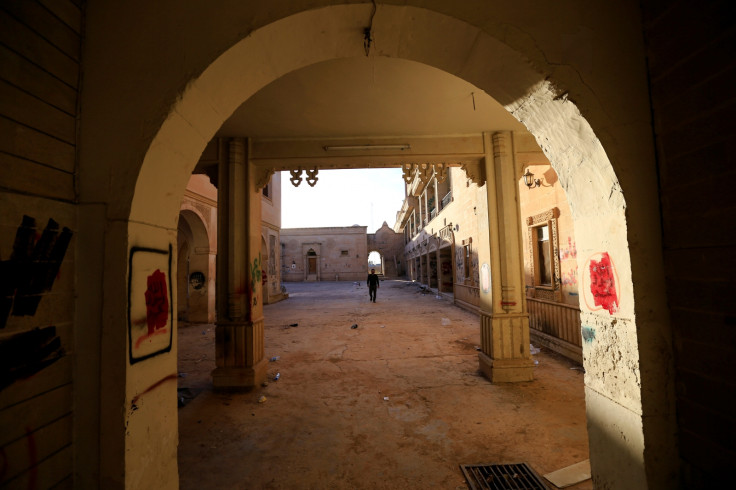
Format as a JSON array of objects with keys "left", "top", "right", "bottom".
[
  {"left": 0, "top": 326, "right": 64, "bottom": 391},
  {"left": 0, "top": 216, "right": 72, "bottom": 328}
]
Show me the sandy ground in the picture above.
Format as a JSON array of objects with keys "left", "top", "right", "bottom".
[{"left": 177, "top": 280, "right": 591, "bottom": 489}]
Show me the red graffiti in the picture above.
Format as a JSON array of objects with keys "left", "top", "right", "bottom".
[
  {"left": 589, "top": 252, "right": 618, "bottom": 314},
  {"left": 144, "top": 269, "right": 169, "bottom": 334},
  {"left": 131, "top": 373, "right": 178, "bottom": 407},
  {"left": 26, "top": 427, "right": 37, "bottom": 490}
]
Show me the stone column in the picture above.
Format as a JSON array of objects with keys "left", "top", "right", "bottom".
[
  {"left": 477, "top": 131, "right": 534, "bottom": 382},
  {"left": 213, "top": 137, "right": 267, "bottom": 388}
]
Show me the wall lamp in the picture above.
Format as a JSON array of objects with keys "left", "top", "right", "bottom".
[
  {"left": 323, "top": 144, "right": 411, "bottom": 151},
  {"left": 522, "top": 168, "right": 542, "bottom": 189}
]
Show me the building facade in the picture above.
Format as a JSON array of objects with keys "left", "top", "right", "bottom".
[{"left": 281, "top": 226, "right": 368, "bottom": 282}]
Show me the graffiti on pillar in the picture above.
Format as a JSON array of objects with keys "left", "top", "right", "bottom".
[
  {"left": 1, "top": 215, "right": 73, "bottom": 329},
  {"left": 581, "top": 326, "right": 596, "bottom": 343},
  {"left": 128, "top": 245, "right": 173, "bottom": 364},
  {"left": 0, "top": 326, "right": 64, "bottom": 391},
  {"left": 582, "top": 252, "right": 619, "bottom": 314},
  {"left": 249, "top": 253, "right": 262, "bottom": 311},
  {"left": 471, "top": 254, "right": 480, "bottom": 285},
  {"left": 455, "top": 247, "right": 464, "bottom": 282}
]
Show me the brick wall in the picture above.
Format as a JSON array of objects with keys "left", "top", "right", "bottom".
[{"left": 642, "top": 1, "right": 736, "bottom": 486}]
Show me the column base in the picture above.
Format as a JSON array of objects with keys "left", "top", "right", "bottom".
[
  {"left": 478, "top": 351, "right": 535, "bottom": 382},
  {"left": 212, "top": 357, "right": 268, "bottom": 390}
]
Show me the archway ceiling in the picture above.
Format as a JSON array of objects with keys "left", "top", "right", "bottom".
[
  {"left": 203, "top": 57, "right": 531, "bottom": 184},
  {"left": 216, "top": 57, "right": 525, "bottom": 140}
]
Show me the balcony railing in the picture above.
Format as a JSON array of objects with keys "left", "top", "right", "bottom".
[
  {"left": 527, "top": 297, "right": 582, "bottom": 362},
  {"left": 441, "top": 190, "right": 452, "bottom": 209}
]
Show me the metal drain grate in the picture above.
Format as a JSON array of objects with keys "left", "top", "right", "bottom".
[{"left": 460, "top": 463, "right": 548, "bottom": 489}]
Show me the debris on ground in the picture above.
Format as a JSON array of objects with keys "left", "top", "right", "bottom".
[
  {"left": 441, "top": 318, "right": 451, "bottom": 326},
  {"left": 273, "top": 373, "right": 280, "bottom": 381},
  {"left": 177, "top": 387, "right": 196, "bottom": 408},
  {"left": 178, "top": 372, "right": 188, "bottom": 377},
  {"left": 570, "top": 366, "right": 585, "bottom": 372},
  {"left": 475, "top": 346, "right": 481, "bottom": 351},
  {"left": 258, "top": 395, "right": 267, "bottom": 404},
  {"left": 270, "top": 356, "right": 280, "bottom": 362},
  {"left": 289, "top": 323, "right": 298, "bottom": 327},
  {"left": 530, "top": 344, "right": 541, "bottom": 355},
  {"left": 351, "top": 324, "right": 358, "bottom": 329},
  {"left": 383, "top": 397, "right": 389, "bottom": 401}
]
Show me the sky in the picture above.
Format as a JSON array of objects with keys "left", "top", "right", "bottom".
[{"left": 280, "top": 168, "right": 406, "bottom": 232}]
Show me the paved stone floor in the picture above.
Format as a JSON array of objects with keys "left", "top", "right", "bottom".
[{"left": 178, "top": 280, "right": 591, "bottom": 489}]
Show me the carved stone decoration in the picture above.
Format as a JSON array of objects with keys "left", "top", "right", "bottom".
[
  {"left": 438, "top": 224, "right": 454, "bottom": 247},
  {"left": 289, "top": 168, "right": 303, "bottom": 187},
  {"left": 418, "top": 163, "right": 433, "bottom": 186},
  {"left": 305, "top": 167, "right": 319, "bottom": 187},
  {"left": 526, "top": 207, "right": 562, "bottom": 302},
  {"left": 255, "top": 167, "right": 275, "bottom": 191},
  {"left": 461, "top": 160, "right": 485, "bottom": 186},
  {"left": 402, "top": 163, "right": 416, "bottom": 184},
  {"left": 434, "top": 162, "right": 448, "bottom": 183}
]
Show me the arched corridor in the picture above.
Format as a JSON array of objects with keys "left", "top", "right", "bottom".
[
  {"left": 82, "top": 5, "right": 673, "bottom": 488},
  {"left": 176, "top": 208, "right": 215, "bottom": 324},
  {"left": 8, "top": 1, "right": 731, "bottom": 489}
]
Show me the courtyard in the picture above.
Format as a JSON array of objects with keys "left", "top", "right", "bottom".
[{"left": 177, "top": 280, "right": 590, "bottom": 489}]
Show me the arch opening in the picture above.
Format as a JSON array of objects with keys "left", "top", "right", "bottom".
[{"left": 108, "top": 4, "right": 673, "bottom": 488}]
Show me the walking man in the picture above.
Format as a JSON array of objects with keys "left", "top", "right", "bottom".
[{"left": 367, "top": 268, "right": 379, "bottom": 303}]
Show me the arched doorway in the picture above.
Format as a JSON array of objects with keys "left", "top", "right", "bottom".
[
  {"left": 305, "top": 248, "right": 318, "bottom": 281},
  {"left": 176, "top": 209, "right": 214, "bottom": 323},
  {"left": 367, "top": 250, "right": 383, "bottom": 275},
  {"left": 81, "top": 4, "right": 675, "bottom": 488}
]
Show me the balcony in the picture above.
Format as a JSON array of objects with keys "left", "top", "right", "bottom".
[{"left": 441, "top": 190, "right": 452, "bottom": 209}]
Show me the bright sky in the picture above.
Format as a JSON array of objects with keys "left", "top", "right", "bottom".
[{"left": 280, "top": 168, "right": 406, "bottom": 232}]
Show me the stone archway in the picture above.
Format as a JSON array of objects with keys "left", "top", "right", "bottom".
[
  {"left": 177, "top": 209, "right": 213, "bottom": 323},
  {"left": 367, "top": 250, "right": 384, "bottom": 276},
  {"left": 85, "top": 4, "right": 674, "bottom": 488}
]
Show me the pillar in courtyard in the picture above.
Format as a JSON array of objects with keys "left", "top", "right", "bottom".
[
  {"left": 213, "top": 137, "right": 267, "bottom": 388},
  {"left": 477, "top": 131, "right": 534, "bottom": 382}
]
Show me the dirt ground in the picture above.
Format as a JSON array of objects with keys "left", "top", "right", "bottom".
[{"left": 177, "top": 280, "right": 591, "bottom": 489}]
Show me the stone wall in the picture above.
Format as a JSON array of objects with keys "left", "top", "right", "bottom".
[
  {"left": 367, "top": 222, "right": 406, "bottom": 277},
  {"left": 178, "top": 175, "right": 217, "bottom": 323},
  {"left": 282, "top": 226, "right": 369, "bottom": 282}
]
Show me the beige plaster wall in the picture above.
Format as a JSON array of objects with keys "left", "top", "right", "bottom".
[
  {"left": 261, "top": 172, "right": 282, "bottom": 229},
  {"left": 282, "top": 227, "right": 369, "bottom": 282},
  {"left": 367, "top": 222, "right": 405, "bottom": 277},
  {"left": 518, "top": 163, "right": 579, "bottom": 305}
]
